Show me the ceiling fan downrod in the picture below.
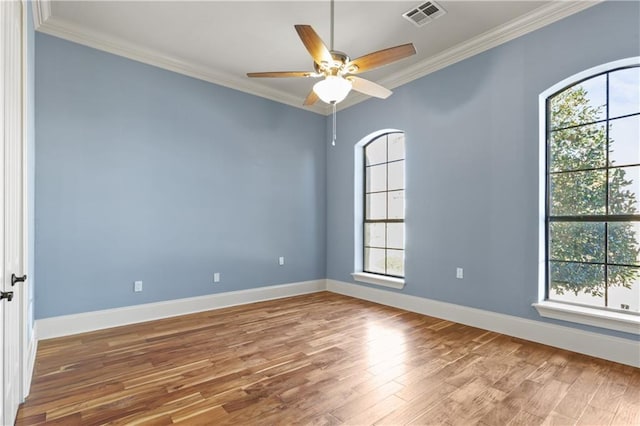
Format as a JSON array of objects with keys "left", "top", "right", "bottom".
[{"left": 330, "top": 0, "right": 334, "bottom": 51}]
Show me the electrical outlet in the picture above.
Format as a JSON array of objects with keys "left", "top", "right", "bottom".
[
  {"left": 213, "top": 272, "right": 220, "bottom": 283},
  {"left": 456, "top": 268, "right": 463, "bottom": 279},
  {"left": 279, "top": 256, "right": 285, "bottom": 266},
  {"left": 134, "top": 280, "right": 143, "bottom": 292}
]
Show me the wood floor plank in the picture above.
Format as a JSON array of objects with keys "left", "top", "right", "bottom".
[
  {"left": 330, "top": 380, "right": 403, "bottom": 421},
  {"left": 524, "top": 379, "right": 570, "bottom": 419},
  {"left": 16, "top": 292, "right": 640, "bottom": 425},
  {"left": 553, "top": 366, "right": 605, "bottom": 420},
  {"left": 612, "top": 400, "right": 640, "bottom": 425},
  {"left": 541, "top": 410, "right": 577, "bottom": 426},
  {"left": 376, "top": 382, "right": 456, "bottom": 425},
  {"left": 576, "top": 404, "right": 615, "bottom": 425}
]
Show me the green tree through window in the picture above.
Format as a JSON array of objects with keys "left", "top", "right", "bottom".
[{"left": 547, "top": 66, "right": 640, "bottom": 312}]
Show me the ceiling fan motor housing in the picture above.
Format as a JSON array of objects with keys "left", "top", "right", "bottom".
[{"left": 314, "top": 51, "right": 352, "bottom": 76}]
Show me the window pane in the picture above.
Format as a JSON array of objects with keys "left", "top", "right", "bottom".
[
  {"left": 549, "top": 261, "right": 605, "bottom": 307},
  {"left": 365, "top": 248, "right": 386, "bottom": 274},
  {"left": 366, "top": 164, "right": 387, "bottom": 193},
  {"left": 365, "top": 137, "right": 386, "bottom": 165},
  {"left": 550, "top": 75, "right": 606, "bottom": 129},
  {"left": 387, "top": 223, "right": 404, "bottom": 249},
  {"left": 610, "top": 67, "right": 640, "bottom": 119},
  {"left": 388, "top": 161, "right": 404, "bottom": 191},
  {"left": 609, "top": 166, "right": 640, "bottom": 214},
  {"left": 609, "top": 115, "right": 640, "bottom": 167},
  {"left": 365, "top": 223, "right": 385, "bottom": 248},
  {"left": 550, "top": 170, "right": 606, "bottom": 216},
  {"left": 550, "top": 123, "right": 606, "bottom": 172},
  {"left": 608, "top": 222, "right": 640, "bottom": 266},
  {"left": 362, "top": 132, "right": 406, "bottom": 279},
  {"left": 388, "top": 190, "right": 404, "bottom": 219},
  {"left": 607, "top": 266, "right": 640, "bottom": 312},
  {"left": 366, "top": 193, "right": 386, "bottom": 220},
  {"left": 386, "top": 249, "right": 404, "bottom": 277},
  {"left": 550, "top": 222, "right": 605, "bottom": 263},
  {"left": 388, "top": 133, "right": 405, "bottom": 162}
]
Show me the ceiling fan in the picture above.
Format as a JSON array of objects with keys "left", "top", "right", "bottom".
[{"left": 246, "top": 0, "right": 417, "bottom": 107}]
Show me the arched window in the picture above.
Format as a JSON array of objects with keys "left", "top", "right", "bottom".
[
  {"left": 352, "top": 130, "right": 405, "bottom": 288},
  {"left": 537, "top": 58, "right": 640, "bottom": 331}
]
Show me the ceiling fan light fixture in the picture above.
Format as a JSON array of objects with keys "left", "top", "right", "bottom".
[{"left": 313, "top": 76, "right": 352, "bottom": 104}]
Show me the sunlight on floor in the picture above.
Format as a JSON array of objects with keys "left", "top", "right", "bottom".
[{"left": 366, "top": 323, "right": 406, "bottom": 376}]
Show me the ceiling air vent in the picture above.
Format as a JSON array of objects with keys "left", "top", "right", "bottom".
[{"left": 402, "top": 1, "right": 446, "bottom": 27}]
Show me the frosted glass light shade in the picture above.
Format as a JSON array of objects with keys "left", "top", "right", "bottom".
[{"left": 313, "top": 76, "right": 352, "bottom": 104}]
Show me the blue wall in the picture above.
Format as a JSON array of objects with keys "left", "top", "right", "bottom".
[
  {"left": 35, "top": 34, "right": 326, "bottom": 318},
  {"left": 35, "top": 0, "right": 640, "bottom": 345},
  {"left": 326, "top": 1, "right": 640, "bottom": 341}
]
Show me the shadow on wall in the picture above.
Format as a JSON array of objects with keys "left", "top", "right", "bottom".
[{"left": 399, "top": 51, "right": 496, "bottom": 116}]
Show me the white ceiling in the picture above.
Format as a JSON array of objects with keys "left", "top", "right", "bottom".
[{"left": 34, "top": 1, "right": 599, "bottom": 114}]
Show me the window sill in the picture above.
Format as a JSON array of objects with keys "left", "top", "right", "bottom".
[
  {"left": 532, "top": 301, "right": 640, "bottom": 335},
  {"left": 351, "top": 272, "right": 405, "bottom": 289}
]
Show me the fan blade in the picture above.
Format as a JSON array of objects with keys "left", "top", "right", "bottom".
[
  {"left": 295, "top": 25, "right": 333, "bottom": 65},
  {"left": 247, "top": 71, "right": 313, "bottom": 78},
  {"left": 347, "top": 43, "right": 416, "bottom": 74},
  {"left": 349, "top": 76, "right": 392, "bottom": 99},
  {"left": 303, "top": 90, "right": 319, "bottom": 106}
]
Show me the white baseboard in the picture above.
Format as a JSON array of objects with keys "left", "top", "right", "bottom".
[
  {"left": 34, "top": 278, "right": 639, "bottom": 368},
  {"left": 327, "top": 280, "right": 640, "bottom": 368},
  {"left": 22, "top": 327, "right": 38, "bottom": 400},
  {"left": 36, "top": 280, "right": 326, "bottom": 340}
]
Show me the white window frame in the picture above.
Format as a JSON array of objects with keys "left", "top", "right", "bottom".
[
  {"left": 352, "top": 129, "right": 406, "bottom": 289},
  {"left": 533, "top": 57, "right": 640, "bottom": 335}
]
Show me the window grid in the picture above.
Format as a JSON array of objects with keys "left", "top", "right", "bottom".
[
  {"left": 546, "top": 65, "right": 640, "bottom": 314},
  {"left": 363, "top": 133, "right": 405, "bottom": 278}
]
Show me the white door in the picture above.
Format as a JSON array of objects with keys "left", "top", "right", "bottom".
[{"left": 1, "top": 1, "right": 25, "bottom": 424}]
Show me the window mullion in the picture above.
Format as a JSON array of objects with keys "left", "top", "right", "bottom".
[
  {"left": 604, "top": 71, "right": 610, "bottom": 309},
  {"left": 385, "top": 134, "right": 389, "bottom": 276}
]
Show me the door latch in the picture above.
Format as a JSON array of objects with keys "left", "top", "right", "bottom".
[
  {"left": 0, "top": 291, "right": 13, "bottom": 302},
  {"left": 11, "top": 273, "right": 27, "bottom": 286}
]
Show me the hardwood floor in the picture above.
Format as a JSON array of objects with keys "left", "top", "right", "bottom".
[{"left": 16, "top": 292, "right": 640, "bottom": 425}]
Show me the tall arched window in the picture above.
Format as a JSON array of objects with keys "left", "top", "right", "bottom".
[
  {"left": 352, "top": 130, "right": 405, "bottom": 289},
  {"left": 538, "top": 58, "right": 640, "bottom": 330}
]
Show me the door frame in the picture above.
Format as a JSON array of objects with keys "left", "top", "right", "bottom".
[
  {"left": 0, "top": 1, "right": 32, "bottom": 422},
  {"left": 20, "top": 0, "right": 36, "bottom": 402}
]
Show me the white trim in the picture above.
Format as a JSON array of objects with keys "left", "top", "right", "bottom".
[
  {"left": 337, "top": 0, "right": 602, "bottom": 111},
  {"left": 22, "top": 330, "right": 36, "bottom": 400},
  {"left": 36, "top": 280, "right": 325, "bottom": 340},
  {"left": 31, "top": 0, "right": 49, "bottom": 29},
  {"left": 351, "top": 272, "right": 404, "bottom": 289},
  {"left": 326, "top": 279, "right": 640, "bottom": 368},
  {"left": 33, "top": 279, "right": 640, "bottom": 368},
  {"left": 353, "top": 129, "right": 403, "bottom": 280},
  {"left": 541, "top": 57, "right": 640, "bottom": 98},
  {"left": 31, "top": 9, "right": 329, "bottom": 116},
  {"left": 533, "top": 301, "right": 640, "bottom": 335},
  {"left": 537, "top": 56, "right": 640, "bottom": 334},
  {"left": 30, "top": 0, "right": 600, "bottom": 116},
  {"left": 20, "top": 0, "right": 32, "bottom": 402}
]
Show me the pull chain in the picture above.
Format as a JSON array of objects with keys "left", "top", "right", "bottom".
[{"left": 332, "top": 102, "right": 337, "bottom": 146}]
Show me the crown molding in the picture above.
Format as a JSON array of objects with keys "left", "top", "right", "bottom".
[
  {"left": 337, "top": 0, "right": 602, "bottom": 112},
  {"left": 33, "top": 0, "right": 600, "bottom": 116},
  {"left": 31, "top": 0, "right": 50, "bottom": 29},
  {"left": 32, "top": 2, "right": 329, "bottom": 115}
]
